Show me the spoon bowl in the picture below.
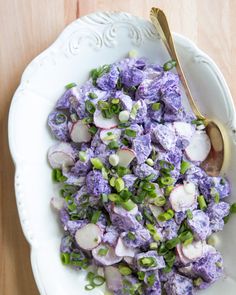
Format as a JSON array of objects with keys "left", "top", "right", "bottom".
[{"left": 150, "top": 7, "right": 224, "bottom": 176}]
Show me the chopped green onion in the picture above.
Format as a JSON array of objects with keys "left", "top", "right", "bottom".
[
  {"left": 158, "top": 243, "right": 169, "bottom": 256},
  {"left": 90, "top": 158, "right": 103, "bottom": 170},
  {"left": 137, "top": 271, "right": 145, "bottom": 281},
  {"left": 139, "top": 257, "right": 157, "bottom": 268},
  {"left": 130, "top": 101, "right": 141, "bottom": 119},
  {"left": 164, "top": 251, "right": 176, "bottom": 267},
  {"left": 165, "top": 237, "right": 180, "bottom": 249},
  {"left": 136, "top": 214, "right": 142, "bottom": 222},
  {"left": 108, "top": 193, "right": 120, "bottom": 202},
  {"left": 109, "top": 177, "right": 116, "bottom": 187},
  {"left": 214, "top": 193, "right": 220, "bottom": 204},
  {"left": 90, "top": 64, "right": 110, "bottom": 85},
  {"left": 127, "top": 231, "right": 136, "bottom": 240},
  {"left": 65, "top": 82, "right": 76, "bottom": 89},
  {"left": 193, "top": 277, "right": 203, "bottom": 287},
  {"left": 101, "top": 167, "right": 109, "bottom": 180},
  {"left": 55, "top": 113, "right": 67, "bottom": 124},
  {"left": 120, "top": 189, "right": 132, "bottom": 201},
  {"left": 85, "top": 284, "right": 94, "bottom": 290},
  {"left": 97, "top": 100, "right": 110, "bottom": 110},
  {"left": 85, "top": 100, "right": 96, "bottom": 114},
  {"left": 148, "top": 191, "right": 157, "bottom": 199},
  {"left": 116, "top": 166, "right": 130, "bottom": 177},
  {"left": 191, "top": 119, "right": 205, "bottom": 126},
  {"left": 143, "top": 208, "right": 155, "bottom": 223},
  {"left": 144, "top": 174, "right": 156, "bottom": 181},
  {"left": 119, "top": 265, "right": 132, "bottom": 275},
  {"left": 160, "top": 160, "right": 174, "bottom": 171},
  {"left": 101, "top": 109, "right": 113, "bottom": 119},
  {"left": 124, "top": 129, "right": 137, "bottom": 137},
  {"left": 147, "top": 273, "right": 155, "bottom": 286},
  {"left": 197, "top": 195, "right": 207, "bottom": 210},
  {"left": 60, "top": 252, "right": 70, "bottom": 264},
  {"left": 108, "top": 140, "right": 119, "bottom": 150},
  {"left": 121, "top": 138, "right": 130, "bottom": 146},
  {"left": 180, "top": 161, "right": 191, "bottom": 174},
  {"left": 121, "top": 199, "right": 136, "bottom": 211},
  {"left": 98, "top": 247, "right": 109, "bottom": 256},
  {"left": 88, "top": 126, "right": 97, "bottom": 135},
  {"left": 186, "top": 209, "right": 193, "bottom": 219},
  {"left": 88, "top": 92, "right": 98, "bottom": 99},
  {"left": 230, "top": 203, "right": 236, "bottom": 213},
  {"left": 178, "top": 231, "right": 193, "bottom": 246},
  {"left": 153, "top": 196, "right": 166, "bottom": 207},
  {"left": 149, "top": 242, "right": 158, "bottom": 250},
  {"left": 146, "top": 224, "right": 161, "bottom": 242},
  {"left": 146, "top": 158, "right": 154, "bottom": 166},
  {"left": 91, "top": 275, "right": 105, "bottom": 286},
  {"left": 111, "top": 98, "right": 120, "bottom": 104},
  {"left": 102, "top": 193, "right": 108, "bottom": 203},
  {"left": 141, "top": 181, "right": 155, "bottom": 192},
  {"left": 115, "top": 178, "right": 125, "bottom": 192},
  {"left": 79, "top": 151, "right": 87, "bottom": 162},
  {"left": 52, "top": 168, "right": 67, "bottom": 182},
  {"left": 158, "top": 209, "right": 174, "bottom": 222},
  {"left": 162, "top": 265, "right": 172, "bottom": 273},
  {"left": 151, "top": 102, "right": 161, "bottom": 111},
  {"left": 82, "top": 117, "right": 93, "bottom": 124},
  {"left": 159, "top": 176, "right": 174, "bottom": 186},
  {"left": 91, "top": 210, "right": 101, "bottom": 224},
  {"left": 163, "top": 60, "right": 177, "bottom": 71}
]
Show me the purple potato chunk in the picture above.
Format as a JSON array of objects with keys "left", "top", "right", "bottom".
[
  {"left": 164, "top": 273, "right": 194, "bottom": 295},
  {"left": 132, "top": 134, "right": 152, "bottom": 164},
  {"left": 133, "top": 163, "right": 159, "bottom": 180},
  {"left": 131, "top": 99, "right": 147, "bottom": 124},
  {"left": 117, "top": 92, "right": 133, "bottom": 111},
  {"left": 120, "top": 67, "right": 145, "bottom": 87},
  {"left": 122, "top": 228, "right": 151, "bottom": 248},
  {"left": 48, "top": 111, "right": 70, "bottom": 141},
  {"left": 148, "top": 103, "right": 164, "bottom": 122},
  {"left": 192, "top": 251, "right": 224, "bottom": 283},
  {"left": 60, "top": 235, "right": 73, "bottom": 253},
  {"left": 71, "top": 148, "right": 94, "bottom": 176},
  {"left": 207, "top": 201, "right": 230, "bottom": 232},
  {"left": 187, "top": 210, "right": 211, "bottom": 240},
  {"left": 199, "top": 176, "right": 230, "bottom": 201},
  {"left": 160, "top": 219, "right": 179, "bottom": 241},
  {"left": 97, "top": 65, "right": 119, "bottom": 91},
  {"left": 161, "top": 90, "right": 182, "bottom": 113},
  {"left": 86, "top": 170, "right": 111, "bottom": 197},
  {"left": 103, "top": 226, "right": 119, "bottom": 247},
  {"left": 152, "top": 124, "right": 177, "bottom": 151},
  {"left": 135, "top": 77, "right": 162, "bottom": 101},
  {"left": 136, "top": 251, "right": 166, "bottom": 271},
  {"left": 56, "top": 87, "right": 79, "bottom": 110},
  {"left": 65, "top": 220, "right": 88, "bottom": 236},
  {"left": 144, "top": 271, "right": 161, "bottom": 295}
]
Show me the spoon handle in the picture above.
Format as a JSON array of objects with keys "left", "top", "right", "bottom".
[{"left": 150, "top": 7, "right": 204, "bottom": 120}]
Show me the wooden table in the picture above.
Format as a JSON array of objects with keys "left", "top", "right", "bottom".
[{"left": 0, "top": 0, "right": 235, "bottom": 294}]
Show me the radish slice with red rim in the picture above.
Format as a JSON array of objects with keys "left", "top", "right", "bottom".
[
  {"left": 92, "top": 243, "right": 122, "bottom": 266},
  {"left": 94, "top": 109, "right": 119, "bottom": 129},
  {"left": 104, "top": 266, "right": 123, "bottom": 291},
  {"left": 169, "top": 183, "right": 196, "bottom": 212},
  {"left": 115, "top": 237, "right": 136, "bottom": 257},
  {"left": 48, "top": 142, "right": 75, "bottom": 169},
  {"left": 100, "top": 128, "right": 121, "bottom": 144},
  {"left": 181, "top": 241, "right": 204, "bottom": 261},
  {"left": 75, "top": 223, "right": 102, "bottom": 250},
  {"left": 116, "top": 148, "right": 136, "bottom": 167},
  {"left": 70, "top": 120, "right": 91, "bottom": 143}
]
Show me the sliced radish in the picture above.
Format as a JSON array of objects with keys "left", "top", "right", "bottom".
[
  {"left": 169, "top": 183, "right": 196, "bottom": 212},
  {"left": 183, "top": 181, "right": 196, "bottom": 194},
  {"left": 116, "top": 148, "right": 136, "bottom": 167},
  {"left": 50, "top": 197, "right": 65, "bottom": 211},
  {"left": 48, "top": 142, "right": 75, "bottom": 168},
  {"left": 70, "top": 120, "right": 91, "bottom": 143},
  {"left": 104, "top": 266, "right": 123, "bottom": 291},
  {"left": 124, "top": 256, "right": 134, "bottom": 264},
  {"left": 100, "top": 128, "right": 121, "bottom": 144},
  {"left": 94, "top": 109, "right": 119, "bottom": 129},
  {"left": 75, "top": 223, "right": 102, "bottom": 250},
  {"left": 173, "top": 122, "right": 195, "bottom": 139},
  {"left": 113, "top": 204, "right": 138, "bottom": 216},
  {"left": 115, "top": 237, "right": 136, "bottom": 257},
  {"left": 97, "top": 267, "right": 104, "bottom": 277},
  {"left": 176, "top": 244, "right": 192, "bottom": 265},
  {"left": 92, "top": 243, "right": 122, "bottom": 266},
  {"left": 185, "top": 131, "right": 211, "bottom": 162},
  {"left": 181, "top": 241, "right": 204, "bottom": 261}
]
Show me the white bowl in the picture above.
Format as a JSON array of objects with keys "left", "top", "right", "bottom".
[{"left": 8, "top": 11, "right": 236, "bottom": 295}]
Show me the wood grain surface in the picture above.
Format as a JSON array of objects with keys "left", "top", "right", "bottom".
[{"left": 0, "top": 1, "right": 235, "bottom": 294}]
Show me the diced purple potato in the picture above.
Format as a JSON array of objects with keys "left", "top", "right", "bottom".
[
  {"left": 144, "top": 119, "right": 159, "bottom": 133},
  {"left": 92, "top": 243, "right": 122, "bottom": 266},
  {"left": 50, "top": 197, "right": 65, "bottom": 211},
  {"left": 122, "top": 174, "right": 137, "bottom": 192},
  {"left": 100, "top": 128, "right": 121, "bottom": 145},
  {"left": 152, "top": 124, "right": 177, "bottom": 151},
  {"left": 160, "top": 219, "right": 179, "bottom": 241},
  {"left": 94, "top": 143, "right": 113, "bottom": 166},
  {"left": 116, "top": 148, "right": 136, "bottom": 167},
  {"left": 86, "top": 170, "right": 111, "bottom": 197},
  {"left": 192, "top": 251, "right": 224, "bottom": 283},
  {"left": 175, "top": 211, "right": 186, "bottom": 225},
  {"left": 56, "top": 87, "right": 79, "bottom": 110},
  {"left": 185, "top": 131, "right": 211, "bottom": 162},
  {"left": 47, "top": 111, "right": 70, "bottom": 141},
  {"left": 207, "top": 201, "right": 230, "bottom": 221},
  {"left": 123, "top": 123, "right": 143, "bottom": 139},
  {"left": 93, "top": 109, "right": 119, "bottom": 129},
  {"left": 65, "top": 220, "right": 88, "bottom": 236},
  {"left": 164, "top": 273, "right": 194, "bottom": 295},
  {"left": 60, "top": 235, "right": 73, "bottom": 253},
  {"left": 59, "top": 208, "right": 70, "bottom": 227},
  {"left": 135, "top": 251, "right": 166, "bottom": 271},
  {"left": 199, "top": 177, "right": 230, "bottom": 201},
  {"left": 62, "top": 169, "right": 86, "bottom": 186},
  {"left": 148, "top": 102, "right": 163, "bottom": 122},
  {"left": 115, "top": 237, "right": 137, "bottom": 257},
  {"left": 169, "top": 183, "right": 197, "bottom": 212},
  {"left": 132, "top": 134, "right": 152, "bottom": 164},
  {"left": 90, "top": 130, "right": 103, "bottom": 148},
  {"left": 48, "top": 142, "right": 75, "bottom": 169},
  {"left": 122, "top": 228, "right": 152, "bottom": 248},
  {"left": 118, "top": 92, "right": 133, "bottom": 111},
  {"left": 159, "top": 269, "right": 175, "bottom": 282},
  {"left": 69, "top": 120, "right": 91, "bottom": 143},
  {"left": 131, "top": 99, "right": 147, "bottom": 124},
  {"left": 113, "top": 203, "right": 138, "bottom": 216},
  {"left": 149, "top": 204, "right": 163, "bottom": 221},
  {"left": 71, "top": 161, "right": 92, "bottom": 177},
  {"left": 161, "top": 90, "right": 182, "bottom": 113},
  {"left": 187, "top": 210, "right": 211, "bottom": 240},
  {"left": 178, "top": 264, "right": 197, "bottom": 279},
  {"left": 103, "top": 226, "right": 119, "bottom": 247},
  {"left": 104, "top": 266, "right": 123, "bottom": 291},
  {"left": 160, "top": 71, "right": 180, "bottom": 95},
  {"left": 133, "top": 163, "right": 159, "bottom": 180},
  {"left": 96, "top": 65, "right": 119, "bottom": 91},
  {"left": 163, "top": 107, "right": 187, "bottom": 123},
  {"left": 108, "top": 206, "right": 141, "bottom": 231},
  {"left": 74, "top": 185, "right": 87, "bottom": 204},
  {"left": 75, "top": 223, "right": 102, "bottom": 250},
  {"left": 135, "top": 78, "right": 162, "bottom": 101},
  {"left": 184, "top": 164, "right": 206, "bottom": 185},
  {"left": 120, "top": 67, "right": 145, "bottom": 87},
  {"left": 144, "top": 271, "right": 161, "bottom": 295}
]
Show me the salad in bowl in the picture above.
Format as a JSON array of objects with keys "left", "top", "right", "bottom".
[{"left": 47, "top": 54, "right": 235, "bottom": 295}]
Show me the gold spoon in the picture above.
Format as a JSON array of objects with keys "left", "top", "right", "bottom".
[{"left": 150, "top": 7, "right": 224, "bottom": 177}]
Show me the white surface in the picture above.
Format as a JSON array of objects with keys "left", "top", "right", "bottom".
[{"left": 8, "top": 11, "right": 236, "bottom": 295}]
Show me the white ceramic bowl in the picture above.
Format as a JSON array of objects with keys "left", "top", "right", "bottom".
[{"left": 8, "top": 11, "right": 236, "bottom": 295}]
